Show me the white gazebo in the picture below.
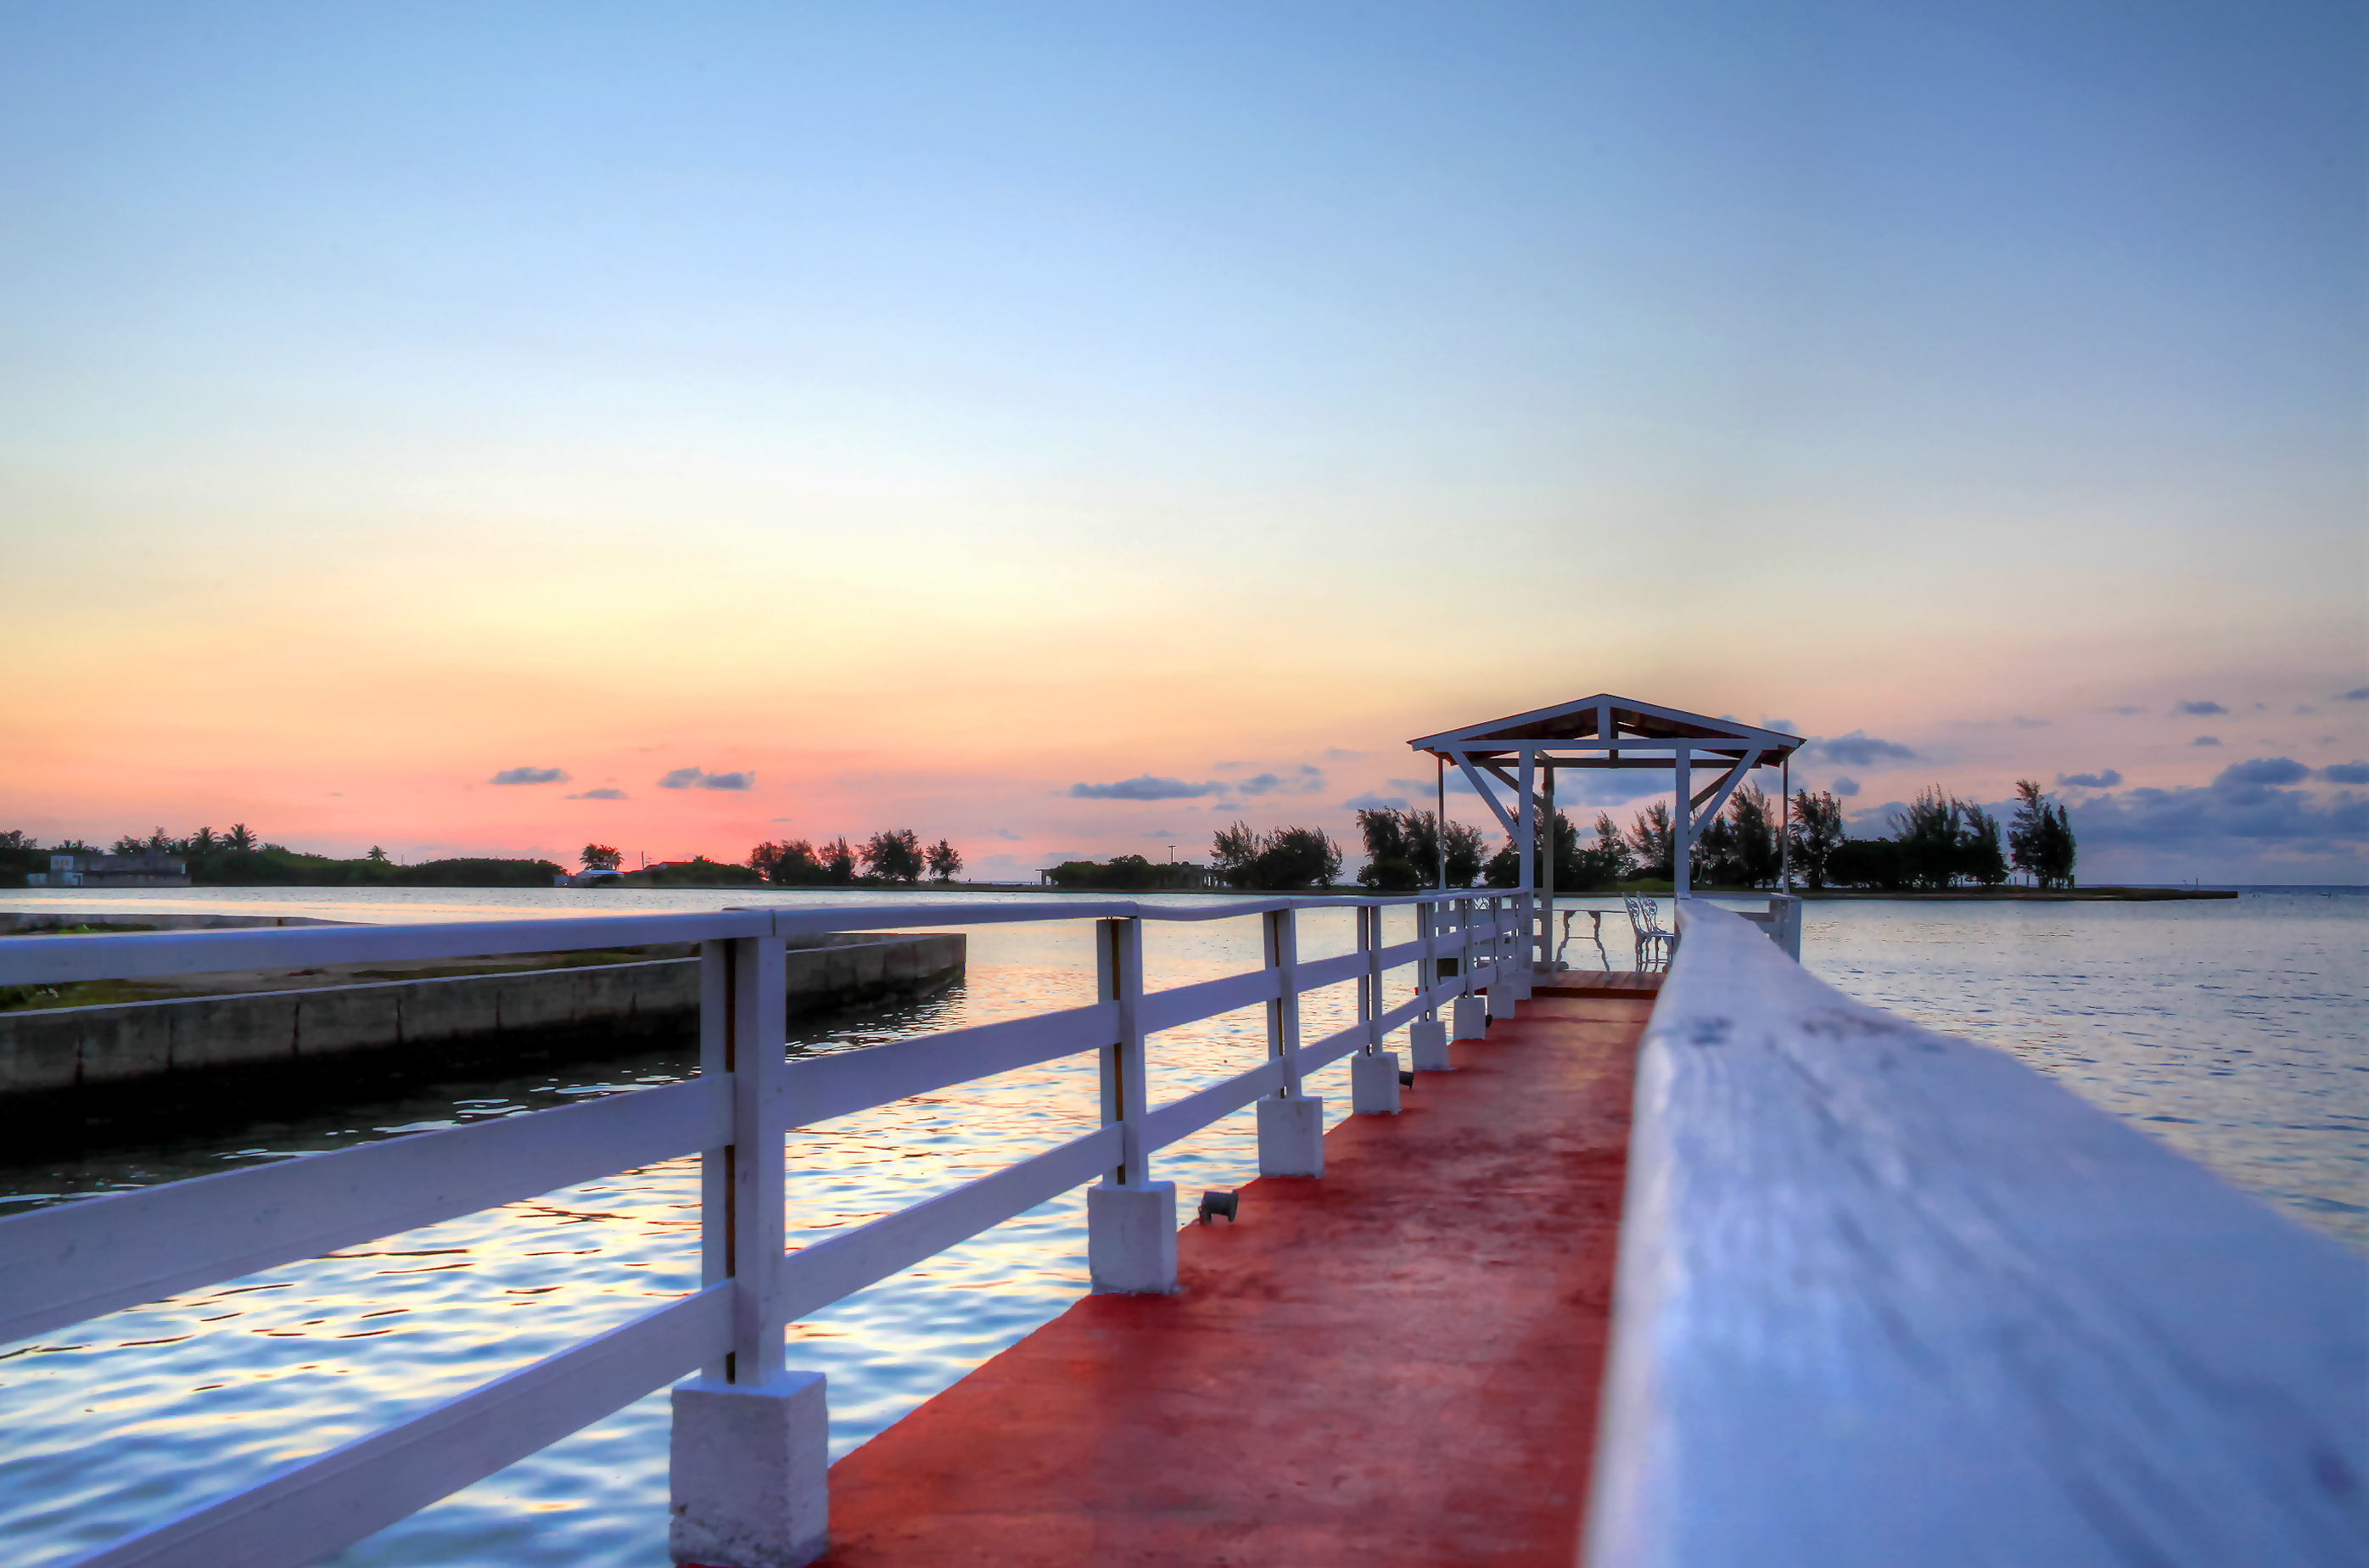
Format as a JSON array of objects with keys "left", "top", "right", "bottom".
[{"left": 1408, "top": 695, "right": 1804, "bottom": 966}]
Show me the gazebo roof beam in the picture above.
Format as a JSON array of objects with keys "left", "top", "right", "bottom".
[
  {"left": 1408, "top": 693, "right": 1802, "bottom": 761},
  {"left": 1443, "top": 747, "right": 1773, "bottom": 768}
]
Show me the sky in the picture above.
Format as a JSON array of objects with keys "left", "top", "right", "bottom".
[{"left": 2, "top": 1, "right": 2362, "bottom": 883}]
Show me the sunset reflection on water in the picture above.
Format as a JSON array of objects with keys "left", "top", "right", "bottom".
[{"left": 0, "top": 899, "right": 1387, "bottom": 1568}]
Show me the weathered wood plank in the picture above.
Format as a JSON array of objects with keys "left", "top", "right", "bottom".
[
  {"left": 1586, "top": 902, "right": 2369, "bottom": 1568},
  {"left": 0, "top": 912, "right": 773, "bottom": 986},
  {"left": 0, "top": 1078, "right": 724, "bottom": 1345},
  {"left": 1296, "top": 1021, "right": 1369, "bottom": 1077},
  {"left": 1140, "top": 966, "right": 1280, "bottom": 1035},
  {"left": 771, "top": 1125, "right": 1123, "bottom": 1324},
  {"left": 778, "top": 1002, "right": 1117, "bottom": 1126},
  {"left": 71, "top": 1285, "right": 732, "bottom": 1568},
  {"left": 1292, "top": 949, "right": 1370, "bottom": 994},
  {"left": 1140, "top": 1057, "right": 1287, "bottom": 1152}
]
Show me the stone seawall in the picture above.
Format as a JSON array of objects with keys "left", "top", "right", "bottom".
[
  {"left": 0, "top": 932, "right": 962, "bottom": 1148},
  {"left": 2, "top": 912, "right": 354, "bottom": 933}
]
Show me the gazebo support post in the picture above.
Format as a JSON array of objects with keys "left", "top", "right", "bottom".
[
  {"left": 1541, "top": 764, "right": 1556, "bottom": 974},
  {"left": 1515, "top": 748, "right": 1535, "bottom": 998},
  {"left": 1672, "top": 746, "right": 1691, "bottom": 901},
  {"left": 1435, "top": 756, "right": 1447, "bottom": 892}
]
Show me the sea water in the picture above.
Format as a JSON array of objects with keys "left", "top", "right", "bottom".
[{"left": 0, "top": 886, "right": 2359, "bottom": 1567}]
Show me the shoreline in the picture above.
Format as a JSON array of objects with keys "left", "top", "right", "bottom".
[
  {"left": 3, "top": 882, "right": 2261, "bottom": 910},
  {"left": 1789, "top": 887, "right": 2239, "bottom": 902}
]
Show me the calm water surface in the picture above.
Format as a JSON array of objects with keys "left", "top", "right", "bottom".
[{"left": 0, "top": 885, "right": 2360, "bottom": 1567}]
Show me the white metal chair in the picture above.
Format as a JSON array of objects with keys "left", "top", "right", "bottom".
[{"left": 1623, "top": 893, "right": 1672, "bottom": 972}]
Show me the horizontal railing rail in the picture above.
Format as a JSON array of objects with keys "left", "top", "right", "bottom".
[
  {"left": 2, "top": 1077, "right": 727, "bottom": 1347},
  {"left": 0, "top": 894, "right": 1508, "bottom": 987},
  {"left": 0, "top": 890, "right": 1528, "bottom": 1568},
  {"left": 76, "top": 1285, "right": 737, "bottom": 1568},
  {"left": 1584, "top": 899, "right": 2368, "bottom": 1568},
  {"left": 780, "top": 1001, "right": 1118, "bottom": 1126}
]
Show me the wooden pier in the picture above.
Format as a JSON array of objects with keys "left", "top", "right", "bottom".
[
  {"left": 811, "top": 991, "right": 1650, "bottom": 1566},
  {"left": 15, "top": 888, "right": 2358, "bottom": 1568}
]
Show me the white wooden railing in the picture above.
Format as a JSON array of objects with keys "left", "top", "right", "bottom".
[
  {"left": 1585, "top": 900, "right": 2369, "bottom": 1568},
  {"left": 0, "top": 892, "right": 1527, "bottom": 1568}
]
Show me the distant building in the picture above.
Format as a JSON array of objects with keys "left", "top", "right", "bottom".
[
  {"left": 1037, "top": 860, "right": 1217, "bottom": 891},
  {"left": 29, "top": 851, "right": 190, "bottom": 888}
]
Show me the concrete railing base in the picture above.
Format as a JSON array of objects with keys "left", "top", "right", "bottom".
[
  {"left": 669, "top": 1372, "right": 828, "bottom": 1568},
  {"left": 1087, "top": 1181, "right": 1179, "bottom": 1294},
  {"left": 1255, "top": 1095, "right": 1325, "bottom": 1176},
  {"left": 1351, "top": 1050, "right": 1403, "bottom": 1114}
]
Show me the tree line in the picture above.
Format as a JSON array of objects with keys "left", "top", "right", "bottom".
[
  {"left": 744, "top": 831, "right": 963, "bottom": 885},
  {"left": 1353, "top": 809, "right": 1485, "bottom": 889},
  {"left": 1345, "top": 777, "right": 2079, "bottom": 894},
  {"left": 1213, "top": 821, "right": 1345, "bottom": 889},
  {"left": 1791, "top": 780, "right": 2075, "bottom": 891},
  {"left": 0, "top": 827, "right": 563, "bottom": 888},
  {"left": 108, "top": 824, "right": 262, "bottom": 857},
  {"left": 1043, "top": 854, "right": 1212, "bottom": 891}
]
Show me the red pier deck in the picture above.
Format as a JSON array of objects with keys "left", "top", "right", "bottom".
[{"left": 814, "top": 993, "right": 1649, "bottom": 1566}]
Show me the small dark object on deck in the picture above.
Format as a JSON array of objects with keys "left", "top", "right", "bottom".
[
  {"left": 1398, "top": 1070, "right": 1414, "bottom": 1088},
  {"left": 1196, "top": 1190, "right": 1238, "bottom": 1225}
]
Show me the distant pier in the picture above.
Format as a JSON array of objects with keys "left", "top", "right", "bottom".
[{"left": 0, "top": 929, "right": 963, "bottom": 1149}]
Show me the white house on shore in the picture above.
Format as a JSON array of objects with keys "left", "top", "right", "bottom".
[{"left": 28, "top": 851, "right": 190, "bottom": 888}]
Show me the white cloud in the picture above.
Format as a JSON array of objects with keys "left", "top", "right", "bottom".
[
  {"left": 1067, "top": 775, "right": 1219, "bottom": 800},
  {"left": 1806, "top": 731, "right": 1915, "bottom": 766},
  {"left": 660, "top": 767, "right": 754, "bottom": 790}
]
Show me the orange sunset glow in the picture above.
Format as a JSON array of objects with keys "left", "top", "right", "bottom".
[{"left": 3, "top": 6, "right": 2361, "bottom": 884}]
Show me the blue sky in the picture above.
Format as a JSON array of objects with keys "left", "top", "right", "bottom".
[{"left": 1, "top": 2, "right": 2361, "bottom": 881}]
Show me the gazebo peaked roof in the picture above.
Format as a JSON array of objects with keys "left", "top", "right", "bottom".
[
  {"left": 1407, "top": 694, "right": 1802, "bottom": 768},
  {"left": 1406, "top": 697, "right": 1805, "bottom": 895}
]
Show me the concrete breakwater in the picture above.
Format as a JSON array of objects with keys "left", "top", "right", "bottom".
[
  {"left": 1, "top": 912, "right": 354, "bottom": 933},
  {"left": 0, "top": 932, "right": 963, "bottom": 1149}
]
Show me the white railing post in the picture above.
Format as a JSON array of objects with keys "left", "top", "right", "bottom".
[
  {"left": 1088, "top": 916, "right": 1175, "bottom": 1292},
  {"left": 1419, "top": 897, "right": 1440, "bottom": 1016},
  {"left": 1453, "top": 895, "right": 1484, "bottom": 1039},
  {"left": 1351, "top": 904, "right": 1402, "bottom": 1113},
  {"left": 671, "top": 933, "right": 827, "bottom": 1568},
  {"left": 729, "top": 933, "right": 789, "bottom": 1385},
  {"left": 1486, "top": 896, "right": 1519, "bottom": 1020},
  {"left": 1364, "top": 905, "right": 1382, "bottom": 1051},
  {"left": 1256, "top": 904, "right": 1323, "bottom": 1175},
  {"left": 696, "top": 938, "right": 733, "bottom": 1382},
  {"left": 1411, "top": 898, "right": 1450, "bottom": 1069},
  {"left": 1767, "top": 893, "right": 1803, "bottom": 960}
]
